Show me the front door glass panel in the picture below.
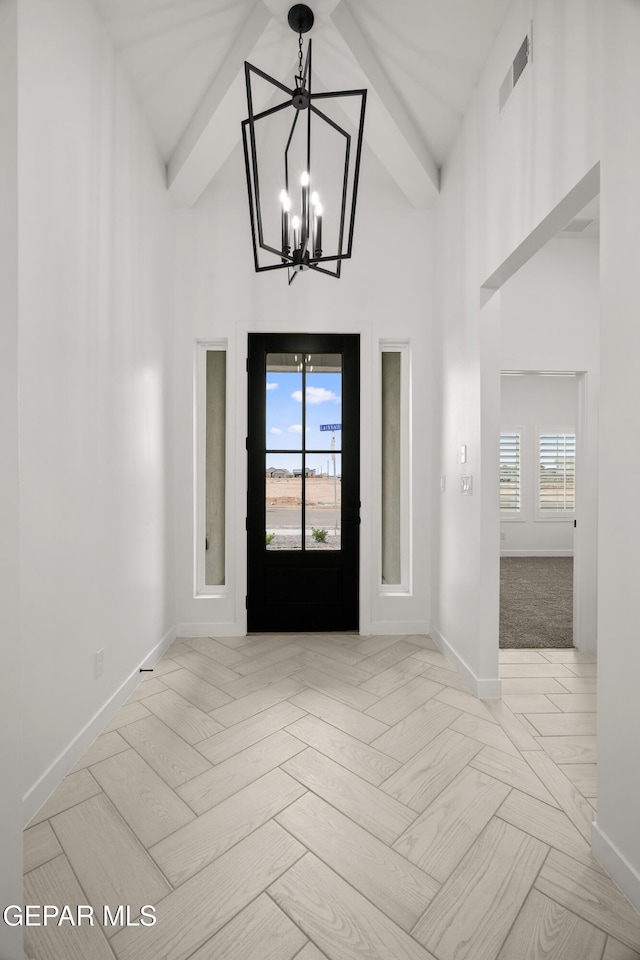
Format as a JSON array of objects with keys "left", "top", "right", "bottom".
[
  {"left": 306, "top": 453, "right": 341, "bottom": 550},
  {"left": 266, "top": 354, "right": 302, "bottom": 449},
  {"left": 265, "top": 351, "right": 343, "bottom": 552},
  {"left": 266, "top": 455, "right": 302, "bottom": 550},
  {"left": 305, "top": 354, "right": 342, "bottom": 451}
]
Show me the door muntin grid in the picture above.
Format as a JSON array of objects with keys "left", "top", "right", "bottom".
[{"left": 265, "top": 352, "right": 342, "bottom": 551}]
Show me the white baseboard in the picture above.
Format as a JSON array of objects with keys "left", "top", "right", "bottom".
[
  {"left": 430, "top": 625, "right": 502, "bottom": 700},
  {"left": 178, "top": 621, "right": 431, "bottom": 639},
  {"left": 176, "top": 622, "right": 247, "bottom": 638},
  {"left": 592, "top": 822, "right": 640, "bottom": 912},
  {"left": 367, "top": 620, "right": 430, "bottom": 636},
  {"left": 23, "top": 625, "right": 176, "bottom": 826},
  {"left": 500, "top": 550, "right": 574, "bottom": 557}
]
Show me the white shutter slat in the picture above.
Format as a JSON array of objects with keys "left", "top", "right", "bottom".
[{"left": 500, "top": 432, "right": 521, "bottom": 513}]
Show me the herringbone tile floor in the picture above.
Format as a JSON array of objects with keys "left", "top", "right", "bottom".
[{"left": 23, "top": 634, "right": 640, "bottom": 960}]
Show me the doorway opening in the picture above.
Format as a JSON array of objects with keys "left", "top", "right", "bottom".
[
  {"left": 499, "top": 372, "right": 578, "bottom": 649},
  {"left": 247, "top": 333, "right": 360, "bottom": 632}
]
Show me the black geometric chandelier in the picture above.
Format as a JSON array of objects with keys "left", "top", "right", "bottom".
[{"left": 242, "top": 4, "right": 367, "bottom": 283}]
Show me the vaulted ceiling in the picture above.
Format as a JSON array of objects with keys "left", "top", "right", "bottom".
[{"left": 94, "top": 0, "right": 512, "bottom": 208}]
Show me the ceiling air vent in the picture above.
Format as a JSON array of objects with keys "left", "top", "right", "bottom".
[
  {"left": 513, "top": 35, "right": 530, "bottom": 86},
  {"left": 499, "top": 27, "right": 532, "bottom": 112}
]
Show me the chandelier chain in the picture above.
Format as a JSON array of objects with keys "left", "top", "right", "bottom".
[{"left": 298, "top": 31, "right": 304, "bottom": 84}]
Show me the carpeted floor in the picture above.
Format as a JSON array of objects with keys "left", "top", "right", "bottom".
[{"left": 500, "top": 556, "right": 574, "bottom": 648}]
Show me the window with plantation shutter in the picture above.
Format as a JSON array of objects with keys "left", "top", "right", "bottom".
[
  {"left": 500, "top": 432, "right": 521, "bottom": 514},
  {"left": 538, "top": 432, "right": 575, "bottom": 515}
]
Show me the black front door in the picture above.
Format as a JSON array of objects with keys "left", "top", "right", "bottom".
[{"left": 247, "top": 333, "right": 360, "bottom": 632}]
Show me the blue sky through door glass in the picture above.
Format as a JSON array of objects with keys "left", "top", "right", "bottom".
[{"left": 266, "top": 369, "right": 342, "bottom": 474}]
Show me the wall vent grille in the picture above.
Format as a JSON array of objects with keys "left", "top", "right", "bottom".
[
  {"left": 499, "top": 27, "right": 532, "bottom": 112},
  {"left": 513, "top": 36, "right": 530, "bottom": 86}
]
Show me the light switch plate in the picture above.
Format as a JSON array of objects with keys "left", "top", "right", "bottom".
[{"left": 460, "top": 444, "right": 467, "bottom": 464}]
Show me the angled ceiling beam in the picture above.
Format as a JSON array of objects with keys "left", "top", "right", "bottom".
[
  {"left": 167, "top": 2, "right": 273, "bottom": 208},
  {"left": 168, "top": 0, "right": 440, "bottom": 209},
  {"left": 330, "top": 0, "right": 439, "bottom": 207}
]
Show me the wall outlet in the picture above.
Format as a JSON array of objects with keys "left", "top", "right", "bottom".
[
  {"left": 95, "top": 648, "right": 105, "bottom": 678},
  {"left": 461, "top": 475, "right": 473, "bottom": 495},
  {"left": 500, "top": 532, "right": 506, "bottom": 541}
]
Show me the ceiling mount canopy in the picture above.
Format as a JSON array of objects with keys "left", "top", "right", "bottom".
[
  {"left": 242, "top": 4, "right": 367, "bottom": 283},
  {"left": 287, "top": 4, "right": 314, "bottom": 34}
]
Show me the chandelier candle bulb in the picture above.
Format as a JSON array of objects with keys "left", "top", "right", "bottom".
[
  {"left": 280, "top": 192, "right": 291, "bottom": 256},
  {"left": 314, "top": 202, "right": 323, "bottom": 256},
  {"left": 300, "top": 172, "right": 310, "bottom": 248},
  {"left": 310, "top": 193, "right": 319, "bottom": 253}
]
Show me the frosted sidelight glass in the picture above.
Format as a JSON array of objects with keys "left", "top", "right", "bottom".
[
  {"left": 205, "top": 350, "right": 226, "bottom": 585},
  {"left": 381, "top": 351, "right": 401, "bottom": 584}
]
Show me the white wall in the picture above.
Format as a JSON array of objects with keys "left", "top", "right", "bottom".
[
  {"left": 19, "top": 0, "right": 176, "bottom": 820},
  {"left": 500, "top": 238, "right": 600, "bottom": 372},
  {"left": 434, "top": 0, "right": 640, "bottom": 911},
  {"left": 500, "top": 375, "right": 577, "bottom": 556},
  {"left": 174, "top": 143, "right": 432, "bottom": 637},
  {"left": 0, "top": 2, "right": 23, "bottom": 955},
  {"left": 432, "top": 0, "right": 601, "bottom": 692},
  {"left": 593, "top": 0, "right": 640, "bottom": 911}
]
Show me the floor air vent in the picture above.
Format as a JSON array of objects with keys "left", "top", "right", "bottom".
[{"left": 499, "top": 28, "right": 532, "bottom": 112}]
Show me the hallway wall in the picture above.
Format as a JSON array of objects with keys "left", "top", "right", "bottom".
[
  {"left": 433, "top": 0, "right": 640, "bottom": 910},
  {"left": 595, "top": 0, "right": 640, "bottom": 910},
  {"left": 432, "top": 0, "right": 601, "bottom": 693},
  {"left": 173, "top": 145, "right": 433, "bottom": 637},
  {"left": 0, "top": 2, "right": 22, "bottom": 955},
  {"left": 19, "top": 0, "right": 177, "bottom": 820}
]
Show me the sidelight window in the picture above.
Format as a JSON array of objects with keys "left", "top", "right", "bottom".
[
  {"left": 196, "top": 342, "right": 227, "bottom": 595},
  {"left": 380, "top": 341, "right": 411, "bottom": 592}
]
